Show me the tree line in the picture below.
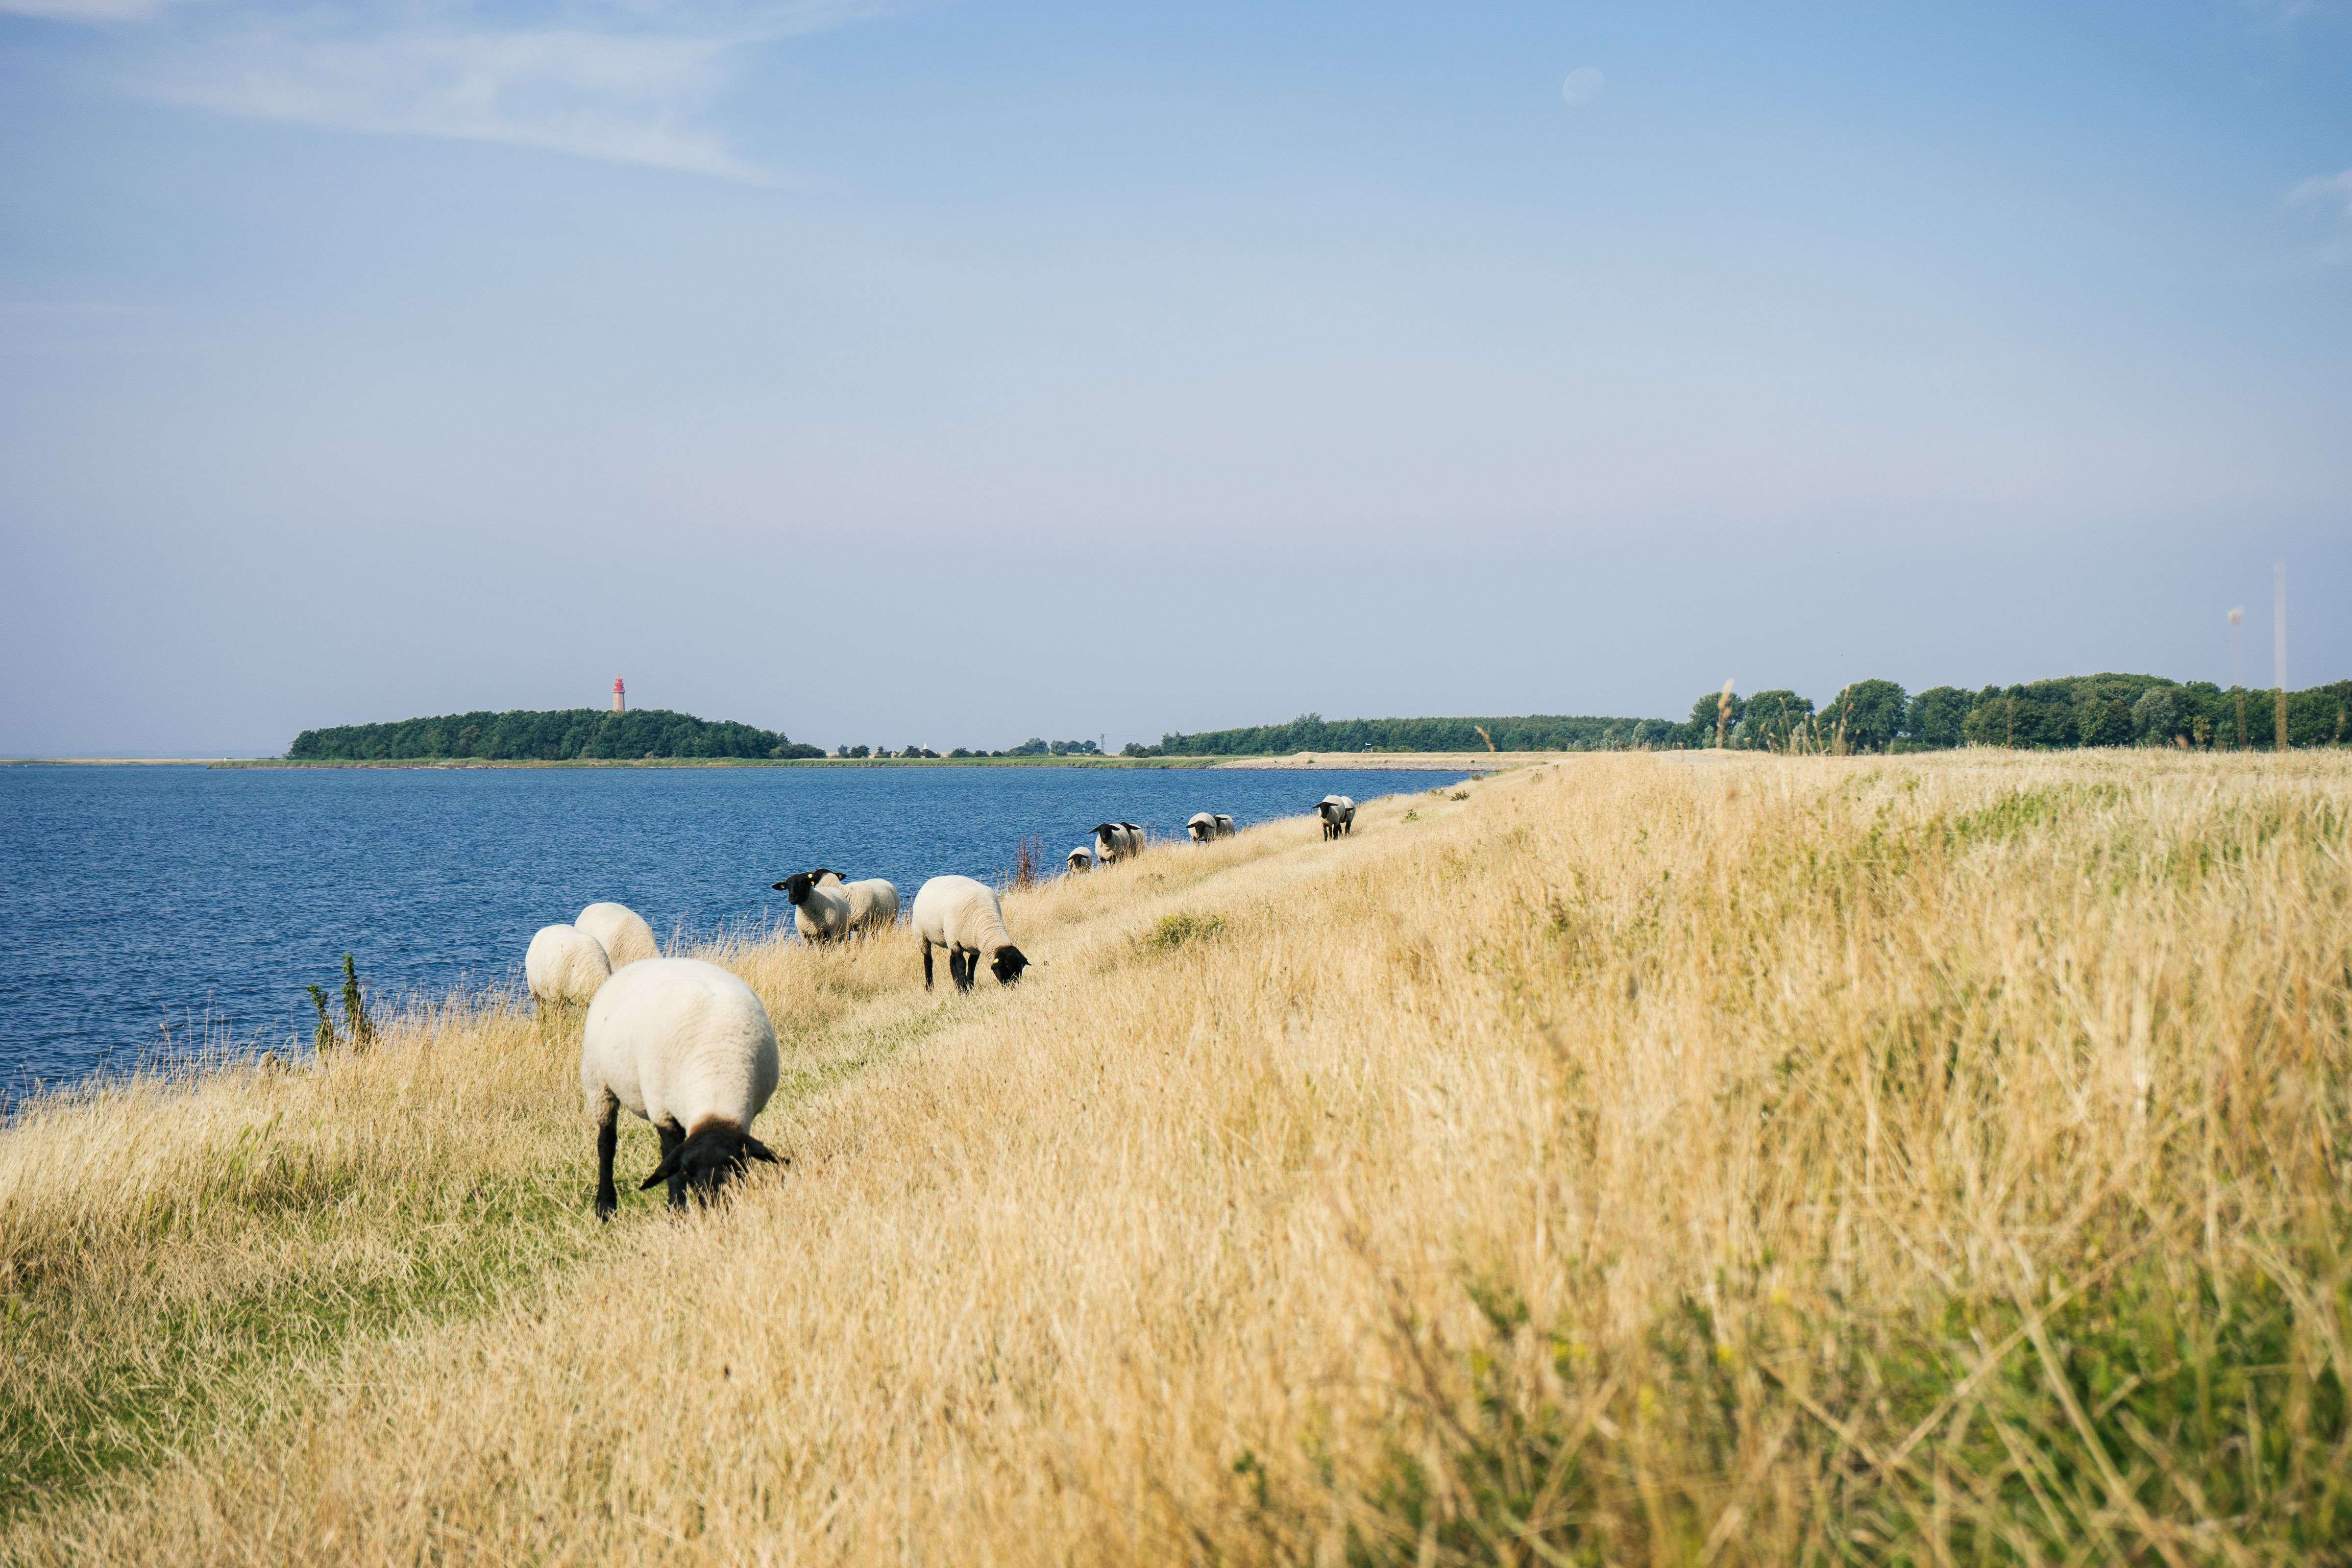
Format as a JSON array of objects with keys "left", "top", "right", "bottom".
[
  {"left": 288, "top": 709, "right": 825, "bottom": 762},
  {"left": 1126, "top": 712, "right": 1672, "bottom": 757},
  {"left": 1691, "top": 674, "right": 2352, "bottom": 753}
]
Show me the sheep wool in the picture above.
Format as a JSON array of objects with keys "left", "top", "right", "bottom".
[
  {"left": 1317, "top": 795, "right": 1357, "bottom": 840},
  {"left": 577, "top": 902, "right": 659, "bottom": 968},
  {"left": 580, "top": 957, "right": 782, "bottom": 1216},
  {"left": 527, "top": 923, "right": 613, "bottom": 1006},
  {"left": 912, "top": 874, "right": 1029, "bottom": 991}
]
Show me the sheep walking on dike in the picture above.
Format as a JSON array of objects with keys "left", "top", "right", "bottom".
[
  {"left": 1186, "top": 812, "right": 1236, "bottom": 843},
  {"left": 1066, "top": 846, "right": 1095, "bottom": 873},
  {"left": 1317, "top": 795, "right": 1356, "bottom": 839},
  {"left": 580, "top": 957, "right": 783, "bottom": 1218},
  {"left": 773, "top": 871, "right": 858, "bottom": 944},
  {"left": 913, "top": 875, "right": 1030, "bottom": 991},
  {"left": 808, "top": 868, "right": 902, "bottom": 933},
  {"left": 1092, "top": 821, "right": 1144, "bottom": 864},
  {"left": 525, "top": 923, "right": 612, "bottom": 1008},
  {"left": 576, "top": 901, "right": 659, "bottom": 968}
]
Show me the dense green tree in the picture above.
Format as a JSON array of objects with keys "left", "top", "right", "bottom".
[
  {"left": 1905, "top": 687, "right": 1972, "bottom": 748},
  {"left": 1140, "top": 711, "right": 1674, "bottom": 757},
  {"left": 1821, "top": 679, "right": 1908, "bottom": 752},
  {"left": 1687, "top": 689, "right": 1744, "bottom": 748},
  {"left": 1741, "top": 691, "right": 1816, "bottom": 751}
]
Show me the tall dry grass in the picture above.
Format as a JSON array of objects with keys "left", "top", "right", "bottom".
[{"left": 3, "top": 752, "right": 2349, "bottom": 1565}]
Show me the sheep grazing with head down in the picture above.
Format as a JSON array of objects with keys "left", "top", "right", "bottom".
[
  {"left": 1092, "top": 821, "right": 1144, "bottom": 865},
  {"left": 773, "top": 871, "right": 856, "bottom": 944},
  {"left": 808, "top": 868, "right": 902, "bottom": 933},
  {"left": 527, "top": 923, "right": 612, "bottom": 1007},
  {"left": 912, "top": 875, "right": 1029, "bottom": 991},
  {"left": 1317, "top": 795, "right": 1356, "bottom": 840},
  {"left": 581, "top": 956, "right": 782, "bottom": 1219},
  {"left": 1067, "top": 846, "right": 1095, "bottom": 873},
  {"left": 1186, "top": 811, "right": 1236, "bottom": 843},
  {"left": 577, "top": 901, "right": 659, "bottom": 968}
]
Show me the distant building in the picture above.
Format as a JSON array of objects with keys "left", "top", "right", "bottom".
[{"left": 612, "top": 677, "right": 626, "bottom": 714}]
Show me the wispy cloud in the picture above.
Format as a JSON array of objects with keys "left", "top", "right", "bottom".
[
  {"left": 22, "top": 0, "right": 887, "bottom": 179},
  {"left": 2289, "top": 168, "right": 2352, "bottom": 217}
]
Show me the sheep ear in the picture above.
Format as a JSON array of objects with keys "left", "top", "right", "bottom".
[
  {"left": 770, "top": 881, "right": 790, "bottom": 891},
  {"left": 640, "top": 1147, "right": 683, "bottom": 1190},
  {"left": 743, "top": 1136, "right": 783, "bottom": 1165}
]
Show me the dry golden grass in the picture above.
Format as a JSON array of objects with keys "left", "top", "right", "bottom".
[{"left": 3, "top": 752, "right": 2349, "bottom": 1565}]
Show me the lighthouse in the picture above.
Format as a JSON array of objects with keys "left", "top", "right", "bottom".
[{"left": 612, "top": 676, "right": 626, "bottom": 714}]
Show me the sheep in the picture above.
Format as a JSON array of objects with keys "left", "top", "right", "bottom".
[
  {"left": 1067, "top": 845, "right": 1095, "bottom": 873},
  {"left": 526, "top": 923, "right": 612, "bottom": 1007},
  {"left": 1317, "top": 795, "right": 1356, "bottom": 840},
  {"left": 807, "top": 868, "right": 902, "bottom": 933},
  {"left": 912, "top": 875, "right": 1029, "bottom": 991},
  {"left": 577, "top": 901, "right": 659, "bottom": 968},
  {"left": 1092, "top": 821, "right": 1145, "bottom": 864},
  {"left": 581, "top": 957, "right": 782, "bottom": 1218},
  {"left": 772, "top": 871, "right": 856, "bottom": 944},
  {"left": 1186, "top": 812, "right": 1237, "bottom": 843}
]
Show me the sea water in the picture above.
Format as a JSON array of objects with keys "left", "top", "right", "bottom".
[{"left": 0, "top": 763, "right": 1462, "bottom": 1102}]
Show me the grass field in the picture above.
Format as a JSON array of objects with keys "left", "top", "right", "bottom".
[{"left": 2, "top": 752, "right": 2347, "bottom": 1565}]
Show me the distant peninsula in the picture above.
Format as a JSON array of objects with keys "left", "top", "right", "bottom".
[{"left": 287, "top": 709, "right": 823, "bottom": 763}]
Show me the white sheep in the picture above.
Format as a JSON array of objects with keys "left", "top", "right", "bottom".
[
  {"left": 577, "top": 901, "right": 659, "bottom": 968},
  {"left": 773, "top": 871, "right": 855, "bottom": 944},
  {"left": 1093, "top": 821, "right": 1145, "bottom": 864},
  {"left": 1317, "top": 795, "right": 1356, "bottom": 840},
  {"left": 912, "top": 875, "right": 1030, "bottom": 991},
  {"left": 1187, "top": 811, "right": 1237, "bottom": 843},
  {"left": 526, "top": 923, "right": 612, "bottom": 1007},
  {"left": 808, "top": 868, "right": 902, "bottom": 933},
  {"left": 1067, "top": 845, "right": 1095, "bottom": 873},
  {"left": 580, "top": 956, "right": 782, "bottom": 1218}
]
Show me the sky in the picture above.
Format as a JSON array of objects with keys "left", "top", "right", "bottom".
[{"left": 2, "top": 0, "right": 2348, "bottom": 756}]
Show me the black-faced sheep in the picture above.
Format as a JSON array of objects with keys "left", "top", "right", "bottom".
[
  {"left": 773, "top": 871, "right": 856, "bottom": 944},
  {"left": 1092, "top": 821, "right": 1145, "bottom": 864},
  {"left": 580, "top": 956, "right": 782, "bottom": 1218},
  {"left": 1317, "top": 795, "right": 1356, "bottom": 839},
  {"left": 1186, "top": 812, "right": 1237, "bottom": 842},
  {"left": 527, "top": 923, "right": 612, "bottom": 1007},
  {"left": 577, "top": 901, "right": 659, "bottom": 968},
  {"left": 1067, "top": 845, "right": 1095, "bottom": 873},
  {"left": 807, "top": 868, "right": 902, "bottom": 932},
  {"left": 912, "top": 875, "right": 1029, "bottom": 991}
]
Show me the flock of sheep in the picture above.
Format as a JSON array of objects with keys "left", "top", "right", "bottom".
[{"left": 522, "top": 792, "right": 1361, "bottom": 1216}]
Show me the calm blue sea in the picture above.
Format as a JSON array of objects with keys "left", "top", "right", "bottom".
[{"left": 0, "top": 763, "right": 1458, "bottom": 1102}]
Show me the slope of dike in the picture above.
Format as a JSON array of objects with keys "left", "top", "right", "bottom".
[{"left": 2, "top": 752, "right": 2348, "bottom": 1564}]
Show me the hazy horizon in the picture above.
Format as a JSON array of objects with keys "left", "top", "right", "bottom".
[{"left": 5, "top": 0, "right": 2348, "bottom": 757}]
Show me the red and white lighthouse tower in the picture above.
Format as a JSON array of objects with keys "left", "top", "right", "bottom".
[{"left": 612, "top": 676, "right": 626, "bottom": 714}]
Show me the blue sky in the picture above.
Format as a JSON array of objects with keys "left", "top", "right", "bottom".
[{"left": 2, "top": 0, "right": 2348, "bottom": 754}]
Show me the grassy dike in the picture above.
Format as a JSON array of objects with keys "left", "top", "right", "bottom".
[{"left": 2, "top": 753, "right": 2349, "bottom": 1564}]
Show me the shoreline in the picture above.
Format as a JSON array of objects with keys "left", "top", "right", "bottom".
[{"left": 8, "top": 754, "right": 1529, "bottom": 772}]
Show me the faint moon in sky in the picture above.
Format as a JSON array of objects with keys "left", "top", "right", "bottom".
[{"left": 1560, "top": 67, "right": 1605, "bottom": 106}]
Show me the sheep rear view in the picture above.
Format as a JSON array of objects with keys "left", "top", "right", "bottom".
[
  {"left": 580, "top": 957, "right": 782, "bottom": 1218},
  {"left": 526, "top": 923, "right": 612, "bottom": 1008},
  {"left": 577, "top": 902, "right": 659, "bottom": 968},
  {"left": 912, "top": 875, "right": 1029, "bottom": 991}
]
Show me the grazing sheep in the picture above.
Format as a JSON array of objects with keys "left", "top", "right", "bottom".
[
  {"left": 527, "top": 923, "right": 612, "bottom": 1007},
  {"left": 1317, "top": 795, "right": 1356, "bottom": 840},
  {"left": 912, "top": 875, "right": 1029, "bottom": 991},
  {"left": 581, "top": 957, "right": 782, "bottom": 1218},
  {"left": 1093, "top": 821, "right": 1145, "bottom": 864},
  {"left": 808, "top": 868, "right": 901, "bottom": 933},
  {"left": 577, "top": 902, "right": 659, "bottom": 968},
  {"left": 1186, "top": 811, "right": 1237, "bottom": 843},
  {"left": 773, "top": 871, "right": 856, "bottom": 944},
  {"left": 1067, "top": 845, "right": 1095, "bottom": 873}
]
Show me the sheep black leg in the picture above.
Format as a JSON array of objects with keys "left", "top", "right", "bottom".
[
  {"left": 657, "top": 1122, "right": 688, "bottom": 1211},
  {"left": 922, "top": 939, "right": 934, "bottom": 990},
  {"left": 950, "top": 950, "right": 974, "bottom": 992},
  {"left": 594, "top": 1096, "right": 620, "bottom": 1221}
]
